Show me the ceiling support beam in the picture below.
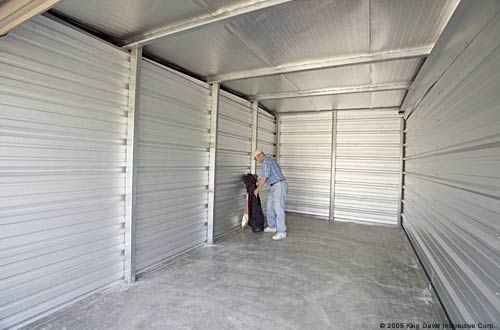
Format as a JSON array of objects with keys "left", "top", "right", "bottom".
[
  {"left": 208, "top": 47, "right": 432, "bottom": 82},
  {"left": 122, "top": 0, "right": 294, "bottom": 49},
  {"left": 0, "top": 0, "right": 61, "bottom": 36},
  {"left": 252, "top": 82, "right": 411, "bottom": 101}
]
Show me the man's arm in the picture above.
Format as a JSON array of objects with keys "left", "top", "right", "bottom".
[{"left": 255, "top": 177, "right": 267, "bottom": 197}]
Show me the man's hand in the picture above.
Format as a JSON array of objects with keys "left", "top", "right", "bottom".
[{"left": 254, "top": 189, "right": 260, "bottom": 197}]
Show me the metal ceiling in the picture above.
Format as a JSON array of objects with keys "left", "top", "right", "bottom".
[{"left": 51, "top": 0, "right": 460, "bottom": 112}]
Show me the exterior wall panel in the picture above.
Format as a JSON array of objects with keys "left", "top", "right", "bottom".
[
  {"left": 135, "top": 60, "right": 211, "bottom": 272},
  {"left": 334, "top": 110, "right": 402, "bottom": 225},
  {"left": 0, "top": 16, "right": 130, "bottom": 329},
  {"left": 214, "top": 92, "right": 253, "bottom": 237},
  {"left": 279, "top": 113, "right": 332, "bottom": 217},
  {"left": 402, "top": 2, "right": 500, "bottom": 324}
]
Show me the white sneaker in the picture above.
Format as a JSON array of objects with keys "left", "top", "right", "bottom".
[
  {"left": 272, "top": 233, "right": 287, "bottom": 240},
  {"left": 264, "top": 227, "right": 277, "bottom": 233},
  {"left": 241, "top": 214, "right": 249, "bottom": 229}
]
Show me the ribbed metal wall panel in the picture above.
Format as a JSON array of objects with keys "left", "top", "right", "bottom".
[
  {"left": 0, "top": 16, "right": 130, "bottom": 329},
  {"left": 334, "top": 110, "right": 401, "bottom": 225},
  {"left": 402, "top": 3, "right": 500, "bottom": 324},
  {"left": 279, "top": 113, "right": 332, "bottom": 217},
  {"left": 135, "top": 60, "right": 211, "bottom": 272},
  {"left": 214, "top": 92, "right": 252, "bottom": 237},
  {"left": 256, "top": 108, "right": 277, "bottom": 211}
]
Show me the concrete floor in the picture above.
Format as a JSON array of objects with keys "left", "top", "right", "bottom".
[{"left": 28, "top": 215, "right": 444, "bottom": 330}]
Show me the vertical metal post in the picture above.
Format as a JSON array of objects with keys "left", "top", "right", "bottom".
[
  {"left": 250, "top": 101, "right": 259, "bottom": 173},
  {"left": 275, "top": 114, "right": 281, "bottom": 163},
  {"left": 207, "top": 83, "right": 220, "bottom": 245},
  {"left": 397, "top": 117, "right": 405, "bottom": 226},
  {"left": 328, "top": 111, "right": 337, "bottom": 221},
  {"left": 125, "top": 46, "right": 142, "bottom": 283}
]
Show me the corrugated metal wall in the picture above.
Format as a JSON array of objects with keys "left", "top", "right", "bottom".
[
  {"left": 214, "top": 92, "right": 253, "bottom": 237},
  {"left": 0, "top": 16, "right": 130, "bottom": 329},
  {"left": 334, "top": 110, "right": 402, "bottom": 225},
  {"left": 135, "top": 60, "right": 211, "bottom": 272},
  {"left": 256, "top": 108, "right": 277, "bottom": 211},
  {"left": 279, "top": 113, "right": 333, "bottom": 218},
  {"left": 402, "top": 3, "right": 500, "bottom": 324}
]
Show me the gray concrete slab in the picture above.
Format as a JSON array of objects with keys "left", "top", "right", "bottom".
[{"left": 27, "top": 215, "right": 445, "bottom": 330}]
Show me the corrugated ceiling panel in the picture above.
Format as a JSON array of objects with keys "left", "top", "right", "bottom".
[
  {"left": 223, "top": 75, "right": 298, "bottom": 96},
  {"left": 265, "top": 90, "right": 405, "bottom": 113},
  {"left": 194, "top": 0, "right": 279, "bottom": 13},
  {"left": 284, "top": 65, "right": 371, "bottom": 91},
  {"left": 214, "top": 92, "right": 253, "bottom": 238},
  {"left": 308, "top": 93, "right": 372, "bottom": 110},
  {"left": 370, "top": 58, "right": 424, "bottom": 84},
  {"left": 402, "top": 5, "right": 500, "bottom": 323},
  {"left": 370, "top": 90, "right": 407, "bottom": 108},
  {"left": 260, "top": 97, "right": 317, "bottom": 112},
  {"left": 0, "top": 16, "right": 130, "bottom": 329},
  {"left": 370, "top": 0, "right": 460, "bottom": 53},
  {"left": 334, "top": 111, "right": 401, "bottom": 225},
  {"left": 256, "top": 109, "right": 277, "bottom": 211},
  {"left": 224, "top": 58, "right": 422, "bottom": 97},
  {"left": 52, "top": 0, "right": 459, "bottom": 114},
  {"left": 279, "top": 113, "right": 332, "bottom": 217},
  {"left": 53, "top": 0, "right": 209, "bottom": 42},
  {"left": 225, "top": 0, "right": 369, "bottom": 66},
  {"left": 135, "top": 60, "right": 211, "bottom": 272},
  {"left": 145, "top": 23, "right": 270, "bottom": 77}
]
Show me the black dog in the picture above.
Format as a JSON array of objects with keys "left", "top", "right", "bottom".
[{"left": 242, "top": 173, "right": 265, "bottom": 232}]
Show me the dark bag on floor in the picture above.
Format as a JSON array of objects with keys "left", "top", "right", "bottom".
[{"left": 242, "top": 173, "right": 265, "bottom": 232}]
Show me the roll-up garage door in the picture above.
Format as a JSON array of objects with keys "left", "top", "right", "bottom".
[
  {"left": 279, "top": 113, "right": 333, "bottom": 218},
  {"left": 333, "top": 110, "right": 401, "bottom": 225},
  {"left": 0, "top": 16, "right": 130, "bottom": 329},
  {"left": 135, "top": 60, "right": 211, "bottom": 272},
  {"left": 256, "top": 109, "right": 277, "bottom": 211},
  {"left": 214, "top": 92, "right": 252, "bottom": 238}
]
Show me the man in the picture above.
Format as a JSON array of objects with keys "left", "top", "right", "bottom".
[{"left": 253, "top": 149, "right": 288, "bottom": 240}]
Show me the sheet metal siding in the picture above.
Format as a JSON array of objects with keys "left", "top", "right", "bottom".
[
  {"left": 214, "top": 92, "right": 253, "bottom": 237},
  {"left": 334, "top": 110, "right": 401, "bottom": 225},
  {"left": 0, "top": 16, "right": 130, "bottom": 329},
  {"left": 134, "top": 61, "right": 211, "bottom": 272},
  {"left": 256, "top": 109, "right": 277, "bottom": 211},
  {"left": 402, "top": 7, "right": 500, "bottom": 323},
  {"left": 279, "top": 113, "right": 332, "bottom": 217}
]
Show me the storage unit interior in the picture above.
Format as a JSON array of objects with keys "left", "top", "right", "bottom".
[{"left": 0, "top": 0, "right": 498, "bottom": 329}]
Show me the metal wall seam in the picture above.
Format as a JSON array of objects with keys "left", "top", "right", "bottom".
[
  {"left": 402, "top": 2, "right": 500, "bottom": 323},
  {"left": 124, "top": 46, "right": 142, "bottom": 283},
  {"left": 250, "top": 101, "right": 259, "bottom": 174},
  {"left": 397, "top": 117, "right": 404, "bottom": 225},
  {"left": 276, "top": 114, "right": 281, "bottom": 163},
  {"left": 333, "top": 110, "right": 401, "bottom": 225},
  {"left": 134, "top": 60, "right": 211, "bottom": 273},
  {"left": 328, "top": 112, "right": 337, "bottom": 221},
  {"left": 0, "top": 15, "right": 130, "bottom": 330},
  {"left": 207, "top": 83, "right": 220, "bottom": 245},
  {"left": 256, "top": 108, "right": 277, "bottom": 211},
  {"left": 214, "top": 91, "right": 253, "bottom": 238}
]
